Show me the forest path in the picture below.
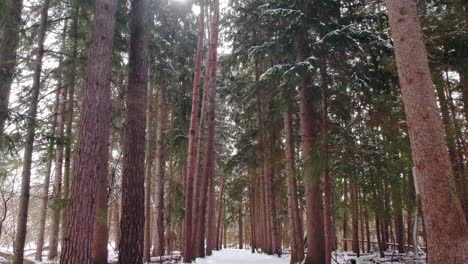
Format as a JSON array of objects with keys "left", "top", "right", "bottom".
[{"left": 195, "top": 249, "right": 290, "bottom": 264}]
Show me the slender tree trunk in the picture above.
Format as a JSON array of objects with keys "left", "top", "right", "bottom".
[
  {"left": 49, "top": 71, "right": 68, "bottom": 261},
  {"left": 343, "top": 180, "right": 349, "bottom": 252},
  {"left": 0, "top": 0, "right": 23, "bottom": 147},
  {"left": 59, "top": 1, "right": 117, "bottom": 263},
  {"left": 118, "top": 0, "right": 149, "bottom": 262},
  {"left": 386, "top": 1, "right": 468, "bottom": 262},
  {"left": 320, "top": 58, "right": 333, "bottom": 264},
  {"left": 206, "top": 161, "right": 216, "bottom": 255},
  {"left": 35, "top": 91, "right": 60, "bottom": 261},
  {"left": 350, "top": 181, "right": 359, "bottom": 256},
  {"left": 284, "top": 111, "right": 304, "bottom": 263},
  {"left": 61, "top": 3, "right": 79, "bottom": 247},
  {"left": 183, "top": 4, "right": 205, "bottom": 262},
  {"left": 143, "top": 72, "right": 154, "bottom": 262},
  {"left": 364, "top": 210, "right": 371, "bottom": 253},
  {"left": 153, "top": 81, "right": 167, "bottom": 257},
  {"left": 238, "top": 202, "right": 243, "bottom": 249},
  {"left": 12, "top": 1, "right": 50, "bottom": 263},
  {"left": 215, "top": 174, "right": 225, "bottom": 250},
  {"left": 375, "top": 214, "right": 385, "bottom": 258}
]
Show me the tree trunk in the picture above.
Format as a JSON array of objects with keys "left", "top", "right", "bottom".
[
  {"left": 35, "top": 90, "right": 60, "bottom": 261},
  {"left": 284, "top": 111, "right": 304, "bottom": 263},
  {"left": 343, "top": 180, "right": 348, "bottom": 252},
  {"left": 215, "top": 174, "right": 225, "bottom": 250},
  {"left": 350, "top": 181, "right": 359, "bottom": 256},
  {"left": 61, "top": 3, "right": 79, "bottom": 247},
  {"left": 118, "top": 0, "right": 149, "bottom": 262},
  {"left": 0, "top": 0, "right": 23, "bottom": 147},
  {"left": 143, "top": 73, "right": 154, "bottom": 262},
  {"left": 59, "top": 0, "right": 116, "bottom": 263},
  {"left": 153, "top": 81, "right": 167, "bottom": 258},
  {"left": 375, "top": 214, "right": 385, "bottom": 258},
  {"left": 206, "top": 161, "right": 216, "bottom": 255},
  {"left": 48, "top": 69, "right": 68, "bottom": 261},
  {"left": 386, "top": 0, "right": 468, "bottom": 262},
  {"left": 91, "top": 167, "right": 110, "bottom": 264},
  {"left": 12, "top": 1, "right": 49, "bottom": 263},
  {"left": 183, "top": 4, "right": 204, "bottom": 262},
  {"left": 298, "top": 59, "right": 326, "bottom": 264},
  {"left": 238, "top": 202, "right": 243, "bottom": 249}
]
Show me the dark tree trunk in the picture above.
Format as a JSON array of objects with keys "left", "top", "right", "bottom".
[
  {"left": 12, "top": 1, "right": 49, "bottom": 263},
  {"left": 375, "top": 214, "right": 385, "bottom": 258},
  {"left": 386, "top": 0, "right": 468, "bottom": 262},
  {"left": 118, "top": 0, "right": 149, "bottom": 262},
  {"left": 59, "top": 0, "right": 117, "bottom": 263},
  {"left": 0, "top": 0, "right": 23, "bottom": 147},
  {"left": 343, "top": 180, "right": 349, "bottom": 252}
]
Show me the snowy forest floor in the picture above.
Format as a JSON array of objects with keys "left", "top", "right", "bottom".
[{"left": 0, "top": 249, "right": 427, "bottom": 264}]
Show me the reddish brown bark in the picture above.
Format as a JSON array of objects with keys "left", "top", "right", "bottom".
[
  {"left": 196, "top": 3, "right": 220, "bottom": 255},
  {"left": 59, "top": 0, "right": 117, "bottom": 263},
  {"left": 386, "top": 0, "right": 468, "bottom": 262},
  {"left": 118, "top": 0, "right": 149, "bottom": 262},
  {"left": 206, "top": 163, "right": 216, "bottom": 255},
  {"left": 12, "top": 1, "right": 49, "bottom": 263},
  {"left": 298, "top": 46, "right": 326, "bottom": 263},
  {"left": 91, "top": 166, "right": 110, "bottom": 264},
  {"left": 284, "top": 111, "right": 304, "bottom": 263},
  {"left": 342, "top": 180, "right": 349, "bottom": 252},
  {"left": 183, "top": 4, "right": 205, "bottom": 262}
]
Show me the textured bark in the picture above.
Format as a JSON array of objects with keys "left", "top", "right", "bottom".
[
  {"left": 59, "top": 0, "right": 117, "bottom": 262},
  {"left": 183, "top": 4, "right": 204, "bottom": 262},
  {"left": 248, "top": 168, "right": 257, "bottom": 253},
  {"left": 91, "top": 165, "right": 110, "bottom": 264},
  {"left": 118, "top": 0, "right": 149, "bottom": 263},
  {"left": 143, "top": 74, "right": 154, "bottom": 262},
  {"left": 386, "top": 0, "right": 468, "bottom": 262},
  {"left": 391, "top": 183, "right": 405, "bottom": 254},
  {"left": 153, "top": 81, "right": 167, "bottom": 258},
  {"left": 298, "top": 52, "right": 326, "bottom": 263},
  {"left": 12, "top": 1, "right": 49, "bottom": 263},
  {"left": 284, "top": 111, "right": 304, "bottom": 264},
  {"left": 0, "top": 0, "right": 22, "bottom": 147},
  {"left": 35, "top": 91, "right": 60, "bottom": 261}
]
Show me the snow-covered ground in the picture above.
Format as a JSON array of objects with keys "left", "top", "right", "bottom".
[{"left": 195, "top": 249, "right": 290, "bottom": 264}]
